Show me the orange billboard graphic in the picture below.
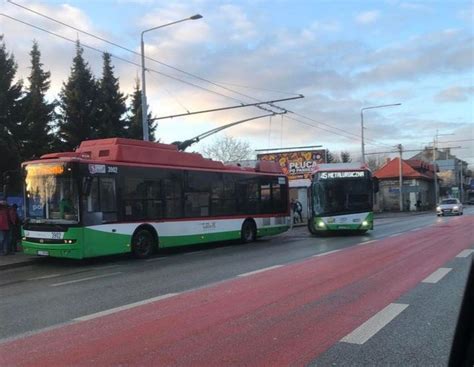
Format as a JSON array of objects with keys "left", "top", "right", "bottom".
[{"left": 257, "top": 150, "right": 326, "bottom": 180}]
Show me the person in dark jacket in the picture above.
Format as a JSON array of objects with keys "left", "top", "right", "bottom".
[
  {"left": 8, "top": 204, "right": 20, "bottom": 253},
  {"left": 0, "top": 201, "right": 11, "bottom": 255}
]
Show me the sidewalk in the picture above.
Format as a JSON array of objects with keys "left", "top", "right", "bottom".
[{"left": 0, "top": 252, "right": 40, "bottom": 271}]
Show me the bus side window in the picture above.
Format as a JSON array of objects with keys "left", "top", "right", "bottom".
[
  {"left": 86, "top": 177, "right": 99, "bottom": 212},
  {"left": 100, "top": 178, "right": 117, "bottom": 212},
  {"left": 164, "top": 173, "right": 183, "bottom": 218},
  {"left": 260, "top": 182, "right": 272, "bottom": 214},
  {"left": 100, "top": 177, "right": 117, "bottom": 222},
  {"left": 184, "top": 171, "right": 211, "bottom": 217}
]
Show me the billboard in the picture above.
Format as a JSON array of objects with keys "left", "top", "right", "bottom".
[{"left": 257, "top": 150, "right": 326, "bottom": 180}]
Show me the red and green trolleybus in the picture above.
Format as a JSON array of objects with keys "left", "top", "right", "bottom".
[{"left": 21, "top": 138, "right": 290, "bottom": 259}]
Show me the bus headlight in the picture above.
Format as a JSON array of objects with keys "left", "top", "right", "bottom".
[
  {"left": 318, "top": 221, "right": 326, "bottom": 228},
  {"left": 362, "top": 220, "right": 369, "bottom": 226}
]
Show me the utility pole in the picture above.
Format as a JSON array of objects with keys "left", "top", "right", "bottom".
[
  {"left": 397, "top": 144, "right": 403, "bottom": 211},
  {"left": 360, "top": 109, "right": 365, "bottom": 164},
  {"left": 433, "top": 134, "right": 438, "bottom": 206}
]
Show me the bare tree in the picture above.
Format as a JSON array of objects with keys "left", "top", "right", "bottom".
[
  {"left": 201, "top": 136, "right": 253, "bottom": 162},
  {"left": 367, "top": 154, "right": 389, "bottom": 172}
]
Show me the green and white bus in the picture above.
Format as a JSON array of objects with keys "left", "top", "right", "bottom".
[
  {"left": 21, "top": 138, "right": 290, "bottom": 259},
  {"left": 307, "top": 163, "right": 377, "bottom": 235}
]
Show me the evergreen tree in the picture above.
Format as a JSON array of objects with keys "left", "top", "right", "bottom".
[
  {"left": 57, "top": 41, "right": 99, "bottom": 150},
  {"left": 340, "top": 151, "right": 352, "bottom": 163},
  {"left": 126, "top": 78, "right": 155, "bottom": 141},
  {"left": 0, "top": 35, "right": 23, "bottom": 184},
  {"left": 21, "top": 41, "right": 55, "bottom": 159},
  {"left": 96, "top": 53, "right": 127, "bottom": 138},
  {"left": 326, "top": 150, "right": 340, "bottom": 163}
]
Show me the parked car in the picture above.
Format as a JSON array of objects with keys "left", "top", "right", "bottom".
[{"left": 436, "top": 198, "right": 463, "bottom": 216}]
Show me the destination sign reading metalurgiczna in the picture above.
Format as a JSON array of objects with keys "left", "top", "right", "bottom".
[{"left": 319, "top": 171, "right": 365, "bottom": 179}]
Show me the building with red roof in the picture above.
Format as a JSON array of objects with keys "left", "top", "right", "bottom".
[{"left": 373, "top": 157, "right": 437, "bottom": 212}]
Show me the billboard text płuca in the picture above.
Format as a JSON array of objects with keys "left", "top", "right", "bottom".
[{"left": 257, "top": 150, "right": 326, "bottom": 180}]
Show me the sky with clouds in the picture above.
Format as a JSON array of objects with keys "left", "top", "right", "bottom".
[{"left": 1, "top": 0, "right": 473, "bottom": 165}]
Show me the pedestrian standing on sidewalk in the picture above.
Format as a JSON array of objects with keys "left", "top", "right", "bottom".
[
  {"left": 8, "top": 204, "right": 20, "bottom": 253},
  {"left": 0, "top": 200, "right": 11, "bottom": 256},
  {"left": 295, "top": 200, "right": 303, "bottom": 223}
]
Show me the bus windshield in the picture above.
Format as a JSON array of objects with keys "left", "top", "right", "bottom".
[
  {"left": 312, "top": 175, "right": 372, "bottom": 216},
  {"left": 24, "top": 163, "right": 79, "bottom": 224}
]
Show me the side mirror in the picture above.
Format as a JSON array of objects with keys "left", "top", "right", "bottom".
[{"left": 373, "top": 177, "right": 379, "bottom": 193}]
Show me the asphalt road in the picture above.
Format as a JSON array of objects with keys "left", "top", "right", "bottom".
[{"left": 0, "top": 208, "right": 473, "bottom": 366}]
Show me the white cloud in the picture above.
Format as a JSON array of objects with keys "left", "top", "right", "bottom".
[
  {"left": 434, "top": 86, "right": 474, "bottom": 103},
  {"left": 355, "top": 10, "right": 380, "bottom": 25},
  {"left": 1, "top": 0, "right": 471, "bottom": 159}
]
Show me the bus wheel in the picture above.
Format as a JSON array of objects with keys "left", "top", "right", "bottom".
[
  {"left": 308, "top": 217, "right": 319, "bottom": 236},
  {"left": 132, "top": 228, "right": 157, "bottom": 259},
  {"left": 241, "top": 219, "right": 256, "bottom": 243}
]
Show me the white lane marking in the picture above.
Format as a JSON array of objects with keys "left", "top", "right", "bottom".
[
  {"left": 387, "top": 233, "right": 402, "bottom": 238},
  {"left": 91, "top": 265, "right": 120, "bottom": 271},
  {"left": 145, "top": 257, "right": 167, "bottom": 262},
  {"left": 312, "top": 249, "right": 341, "bottom": 257},
  {"left": 237, "top": 265, "right": 283, "bottom": 277},
  {"left": 456, "top": 249, "right": 474, "bottom": 258},
  {"left": 74, "top": 293, "right": 179, "bottom": 322},
  {"left": 50, "top": 272, "right": 122, "bottom": 287},
  {"left": 422, "top": 268, "right": 452, "bottom": 283},
  {"left": 341, "top": 303, "right": 409, "bottom": 345},
  {"left": 409, "top": 228, "right": 420, "bottom": 232},
  {"left": 183, "top": 251, "right": 204, "bottom": 256},
  {"left": 357, "top": 240, "right": 376, "bottom": 246},
  {"left": 27, "top": 273, "right": 61, "bottom": 281}
]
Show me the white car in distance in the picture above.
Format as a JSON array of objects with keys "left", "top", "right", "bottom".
[{"left": 436, "top": 198, "right": 463, "bottom": 216}]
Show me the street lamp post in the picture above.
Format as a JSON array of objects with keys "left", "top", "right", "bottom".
[
  {"left": 140, "top": 14, "right": 203, "bottom": 141},
  {"left": 360, "top": 103, "right": 401, "bottom": 164}
]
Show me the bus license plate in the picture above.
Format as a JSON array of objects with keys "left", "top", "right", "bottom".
[{"left": 37, "top": 250, "right": 49, "bottom": 256}]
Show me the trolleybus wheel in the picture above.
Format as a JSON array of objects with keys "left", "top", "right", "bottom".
[
  {"left": 132, "top": 228, "right": 156, "bottom": 259},
  {"left": 241, "top": 219, "right": 256, "bottom": 243},
  {"left": 308, "top": 216, "right": 318, "bottom": 236}
]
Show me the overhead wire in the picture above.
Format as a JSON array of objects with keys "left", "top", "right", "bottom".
[
  {"left": 4, "top": 4, "right": 399, "bottom": 147},
  {"left": 0, "top": 13, "right": 251, "bottom": 105}
]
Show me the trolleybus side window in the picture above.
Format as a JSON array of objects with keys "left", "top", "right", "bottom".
[
  {"left": 123, "top": 177, "right": 163, "bottom": 220},
  {"left": 86, "top": 177, "right": 100, "bottom": 213},
  {"left": 260, "top": 181, "right": 272, "bottom": 214},
  {"left": 100, "top": 177, "right": 117, "bottom": 213},
  {"left": 164, "top": 172, "right": 183, "bottom": 218},
  {"left": 185, "top": 171, "right": 211, "bottom": 217},
  {"left": 210, "top": 173, "right": 225, "bottom": 216},
  {"left": 236, "top": 175, "right": 259, "bottom": 214}
]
